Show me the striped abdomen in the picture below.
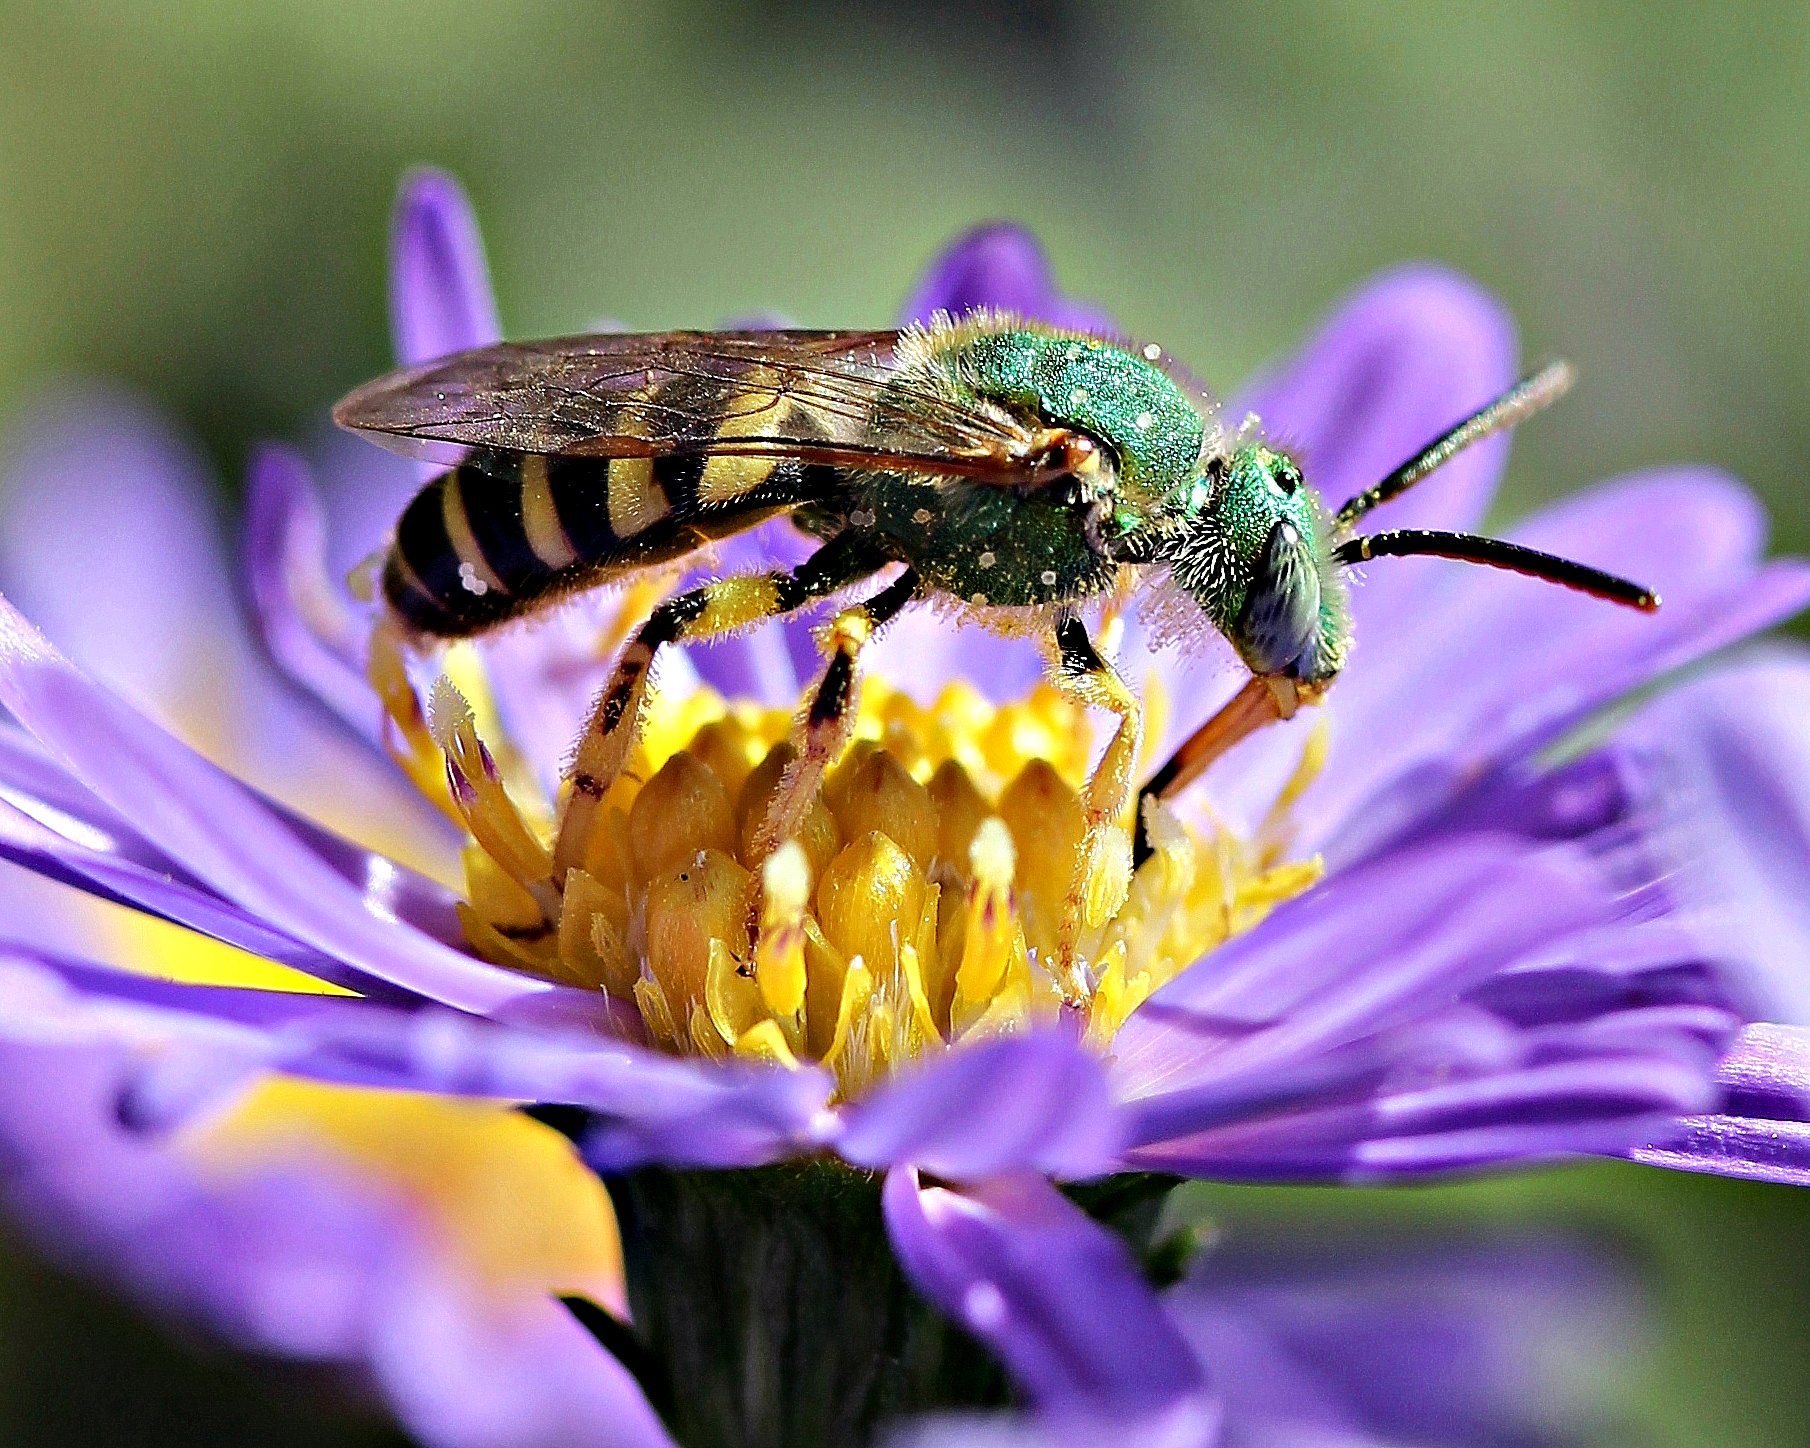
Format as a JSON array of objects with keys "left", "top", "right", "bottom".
[{"left": 382, "top": 449, "right": 837, "bottom": 638}]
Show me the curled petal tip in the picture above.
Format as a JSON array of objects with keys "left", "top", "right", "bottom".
[{"left": 389, "top": 167, "right": 503, "bottom": 366}]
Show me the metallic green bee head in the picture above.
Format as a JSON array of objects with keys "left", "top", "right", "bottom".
[
  {"left": 1159, "top": 362, "right": 1663, "bottom": 694},
  {"left": 1165, "top": 443, "right": 1350, "bottom": 683}
]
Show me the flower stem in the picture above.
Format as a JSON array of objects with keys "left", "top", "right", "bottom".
[{"left": 603, "top": 1162, "right": 1010, "bottom": 1448}]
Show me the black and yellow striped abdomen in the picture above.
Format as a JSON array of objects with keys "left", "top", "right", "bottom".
[{"left": 382, "top": 449, "right": 842, "bottom": 638}]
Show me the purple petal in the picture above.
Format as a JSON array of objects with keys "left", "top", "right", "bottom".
[
  {"left": 1314, "top": 473, "right": 1810, "bottom": 863},
  {"left": 1628, "top": 1024, "right": 1810, "bottom": 1184},
  {"left": 1109, "top": 825, "right": 1735, "bottom": 1179},
  {"left": 0, "top": 949, "right": 829, "bottom": 1166},
  {"left": 390, "top": 168, "right": 502, "bottom": 366},
  {"left": 369, "top": 1264, "right": 676, "bottom": 1448},
  {"left": 0, "top": 1042, "right": 404, "bottom": 1359},
  {"left": 0, "top": 797, "right": 389, "bottom": 996},
  {"left": 243, "top": 443, "right": 386, "bottom": 741},
  {"left": 0, "top": 388, "right": 460, "bottom": 865},
  {"left": 901, "top": 224, "right": 1113, "bottom": 333},
  {"left": 882, "top": 1169, "right": 1213, "bottom": 1427},
  {"left": 836, "top": 1033, "right": 1124, "bottom": 1180},
  {"left": 1614, "top": 648, "right": 1810, "bottom": 1024},
  {"left": 216, "top": 998, "right": 831, "bottom": 1170},
  {"left": 1242, "top": 265, "right": 1516, "bottom": 541},
  {"left": 1110, "top": 837, "right": 1606, "bottom": 1111},
  {"left": 0, "top": 702, "right": 466, "bottom": 955},
  {"left": 1131, "top": 1050, "right": 1717, "bottom": 1181},
  {"left": 0, "top": 386, "right": 234, "bottom": 705},
  {"left": 887, "top": 1401, "right": 1219, "bottom": 1448},
  {"left": 0, "top": 594, "right": 548, "bottom": 1012}
]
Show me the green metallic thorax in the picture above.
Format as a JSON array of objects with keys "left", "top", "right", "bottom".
[
  {"left": 944, "top": 328, "right": 1207, "bottom": 506},
  {"left": 854, "top": 325, "right": 1212, "bottom": 608}
]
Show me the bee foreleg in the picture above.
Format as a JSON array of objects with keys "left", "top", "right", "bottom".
[
  {"left": 1132, "top": 673, "right": 1320, "bottom": 865},
  {"left": 1047, "top": 616, "right": 1140, "bottom": 990},
  {"left": 553, "top": 537, "right": 887, "bottom": 883},
  {"left": 752, "top": 569, "right": 922, "bottom": 860}
]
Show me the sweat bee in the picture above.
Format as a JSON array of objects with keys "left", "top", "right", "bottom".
[{"left": 334, "top": 315, "right": 1657, "bottom": 896}]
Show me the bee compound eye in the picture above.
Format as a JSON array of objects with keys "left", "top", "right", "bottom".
[{"left": 1234, "top": 518, "right": 1321, "bottom": 675}]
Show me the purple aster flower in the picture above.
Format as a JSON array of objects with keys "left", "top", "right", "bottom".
[{"left": 0, "top": 171, "right": 1806, "bottom": 1445}]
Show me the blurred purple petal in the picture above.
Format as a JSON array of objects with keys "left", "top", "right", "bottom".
[
  {"left": 1313, "top": 473, "right": 1810, "bottom": 863},
  {"left": 244, "top": 442, "right": 385, "bottom": 741},
  {"left": 901, "top": 224, "right": 1114, "bottom": 334},
  {"left": 1615, "top": 648, "right": 1810, "bottom": 1024},
  {"left": 390, "top": 168, "right": 503, "bottom": 366},
  {"left": 1174, "top": 1236, "right": 1634, "bottom": 1445},
  {"left": 0, "top": 1040, "right": 670, "bottom": 1448},
  {"left": 370, "top": 1262, "right": 676, "bottom": 1448},
  {"left": 883, "top": 1169, "right": 1213, "bottom": 1429},
  {"left": 0, "top": 386, "right": 235, "bottom": 705},
  {"left": 1129, "top": 266, "right": 1521, "bottom": 823},
  {"left": 887, "top": 1401, "right": 1218, "bottom": 1448},
  {"left": 837, "top": 1033, "right": 1124, "bottom": 1180},
  {"left": 0, "top": 950, "right": 825, "bottom": 1165},
  {"left": 1244, "top": 265, "right": 1517, "bottom": 540},
  {"left": 0, "top": 595, "right": 546, "bottom": 1012}
]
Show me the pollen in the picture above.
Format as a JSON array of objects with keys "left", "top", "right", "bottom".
[{"left": 415, "top": 639, "right": 1324, "bottom": 1100}]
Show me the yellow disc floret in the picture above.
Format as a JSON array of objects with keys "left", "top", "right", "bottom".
[{"left": 429, "top": 644, "right": 1325, "bottom": 1101}]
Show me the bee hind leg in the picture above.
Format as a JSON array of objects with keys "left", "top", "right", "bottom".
[
  {"left": 1046, "top": 616, "right": 1141, "bottom": 993},
  {"left": 553, "top": 537, "right": 885, "bottom": 883},
  {"left": 752, "top": 568, "right": 922, "bottom": 861}
]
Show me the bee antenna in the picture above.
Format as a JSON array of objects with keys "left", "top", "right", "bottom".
[
  {"left": 1334, "top": 529, "right": 1660, "bottom": 610},
  {"left": 1334, "top": 360, "right": 1575, "bottom": 527}
]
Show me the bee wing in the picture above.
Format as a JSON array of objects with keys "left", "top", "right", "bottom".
[{"left": 332, "top": 330, "right": 1047, "bottom": 480}]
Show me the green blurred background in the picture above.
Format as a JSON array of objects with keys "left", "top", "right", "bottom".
[{"left": 0, "top": 1, "right": 1806, "bottom": 1443}]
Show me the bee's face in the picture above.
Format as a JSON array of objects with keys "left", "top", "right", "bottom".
[{"left": 1170, "top": 444, "right": 1349, "bottom": 683}]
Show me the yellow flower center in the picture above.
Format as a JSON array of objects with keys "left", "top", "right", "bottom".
[{"left": 431, "top": 648, "right": 1325, "bottom": 1101}]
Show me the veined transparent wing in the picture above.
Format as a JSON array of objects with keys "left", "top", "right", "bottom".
[{"left": 333, "top": 329, "right": 1056, "bottom": 481}]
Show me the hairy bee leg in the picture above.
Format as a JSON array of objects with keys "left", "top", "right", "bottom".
[
  {"left": 1132, "top": 673, "right": 1325, "bottom": 865},
  {"left": 553, "top": 538, "right": 885, "bottom": 883},
  {"left": 1047, "top": 616, "right": 1141, "bottom": 988},
  {"left": 753, "top": 569, "right": 922, "bottom": 860}
]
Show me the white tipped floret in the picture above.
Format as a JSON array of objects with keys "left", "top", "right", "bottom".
[
  {"left": 969, "top": 816, "right": 1016, "bottom": 889},
  {"left": 427, "top": 676, "right": 474, "bottom": 749}
]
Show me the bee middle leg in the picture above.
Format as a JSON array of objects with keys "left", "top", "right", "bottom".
[
  {"left": 554, "top": 535, "right": 886, "bottom": 881},
  {"left": 1046, "top": 615, "right": 1141, "bottom": 982},
  {"left": 752, "top": 568, "right": 922, "bottom": 859}
]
